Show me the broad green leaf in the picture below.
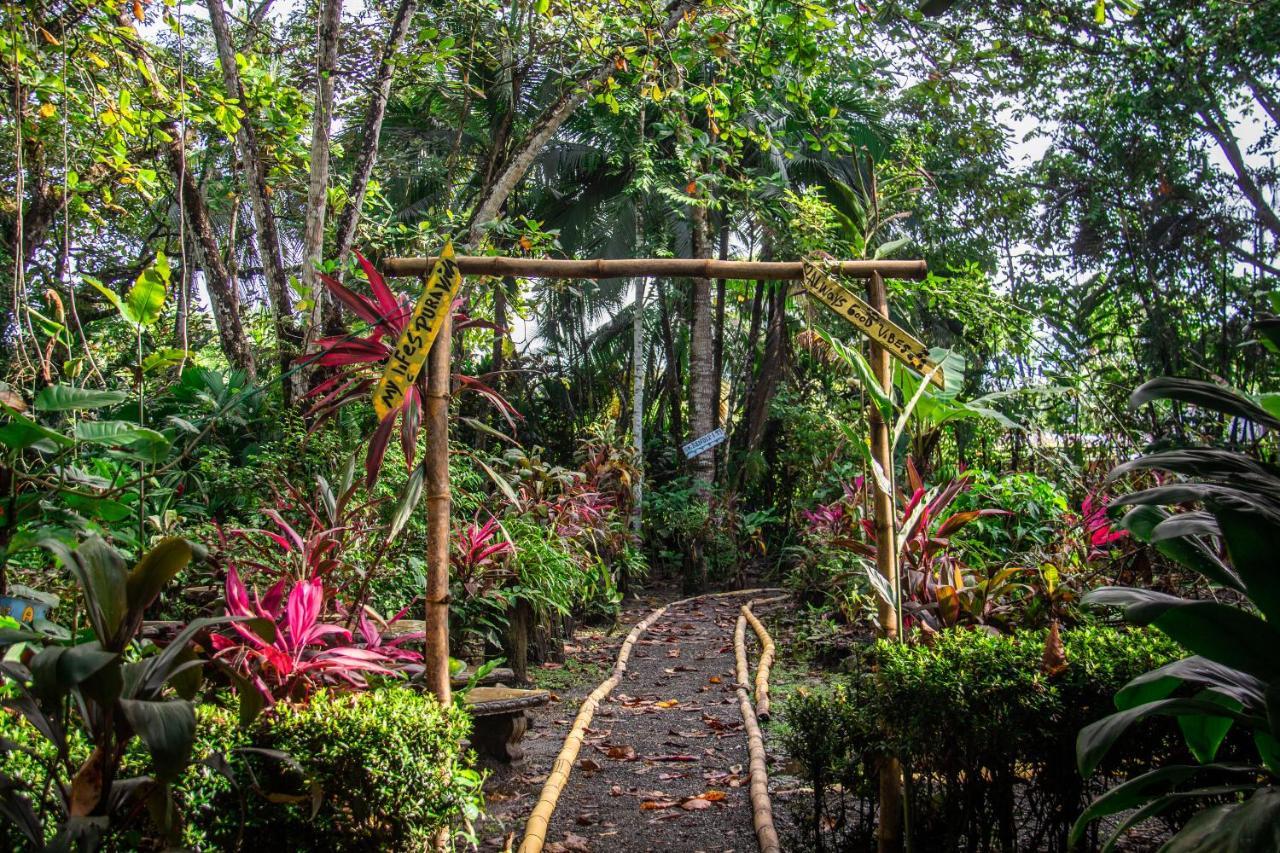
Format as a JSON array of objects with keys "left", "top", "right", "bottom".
[
  {"left": 1117, "top": 656, "right": 1265, "bottom": 712},
  {"left": 125, "top": 538, "right": 192, "bottom": 628},
  {"left": 1077, "top": 696, "right": 1246, "bottom": 777},
  {"left": 1163, "top": 788, "right": 1280, "bottom": 852},
  {"left": 119, "top": 698, "right": 196, "bottom": 783},
  {"left": 1217, "top": 509, "right": 1280, "bottom": 625},
  {"left": 0, "top": 410, "right": 74, "bottom": 451},
  {"left": 125, "top": 253, "right": 169, "bottom": 327},
  {"left": 74, "top": 421, "right": 172, "bottom": 462},
  {"left": 1068, "top": 763, "right": 1250, "bottom": 847},
  {"left": 142, "top": 348, "right": 190, "bottom": 374},
  {"left": 1177, "top": 691, "right": 1241, "bottom": 763},
  {"left": 1119, "top": 506, "right": 1242, "bottom": 592},
  {"left": 820, "top": 329, "right": 893, "bottom": 420},
  {"left": 386, "top": 463, "right": 425, "bottom": 544},
  {"left": 1130, "top": 377, "right": 1280, "bottom": 431},
  {"left": 33, "top": 385, "right": 127, "bottom": 412},
  {"left": 46, "top": 535, "right": 128, "bottom": 645},
  {"left": 84, "top": 274, "right": 128, "bottom": 324},
  {"left": 1084, "top": 587, "right": 1280, "bottom": 680}
]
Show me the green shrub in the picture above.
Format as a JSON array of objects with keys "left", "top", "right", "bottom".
[
  {"left": 4, "top": 686, "right": 480, "bottom": 851},
  {"left": 781, "top": 624, "right": 1186, "bottom": 852},
  {"left": 948, "top": 469, "right": 1070, "bottom": 559},
  {"left": 177, "top": 688, "right": 479, "bottom": 851}
]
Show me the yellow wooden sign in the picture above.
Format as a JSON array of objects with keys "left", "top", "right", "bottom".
[
  {"left": 372, "top": 242, "right": 463, "bottom": 420},
  {"left": 801, "top": 262, "right": 944, "bottom": 389}
]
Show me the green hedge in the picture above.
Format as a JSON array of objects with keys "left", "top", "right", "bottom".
[
  {"left": 2, "top": 687, "right": 481, "bottom": 851},
  {"left": 781, "top": 625, "right": 1187, "bottom": 852}
]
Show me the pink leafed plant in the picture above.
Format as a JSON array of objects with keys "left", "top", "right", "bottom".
[
  {"left": 1081, "top": 491, "right": 1128, "bottom": 561},
  {"left": 452, "top": 517, "right": 515, "bottom": 597},
  {"left": 211, "top": 566, "right": 401, "bottom": 704},
  {"left": 304, "top": 252, "right": 517, "bottom": 485}
]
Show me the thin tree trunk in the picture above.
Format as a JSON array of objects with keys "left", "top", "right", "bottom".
[
  {"left": 302, "top": 0, "right": 345, "bottom": 344},
  {"left": 631, "top": 270, "right": 647, "bottom": 527},
  {"left": 1197, "top": 102, "right": 1280, "bottom": 239},
  {"left": 207, "top": 0, "right": 298, "bottom": 393},
  {"left": 466, "top": 0, "right": 700, "bottom": 244},
  {"left": 492, "top": 277, "right": 510, "bottom": 385},
  {"left": 658, "top": 281, "right": 683, "bottom": 444},
  {"left": 732, "top": 231, "right": 785, "bottom": 473},
  {"left": 712, "top": 216, "right": 729, "bottom": 475},
  {"left": 333, "top": 0, "right": 418, "bottom": 270},
  {"left": 116, "top": 9, "right": 255, "bottom": 379},
  {"left": 165, "top": 143, "right": 255, "bottom": 379}
]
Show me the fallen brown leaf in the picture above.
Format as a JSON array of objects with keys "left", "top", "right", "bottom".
[{"left": 640, "top": 799, "right": 679, "bottom": 810}]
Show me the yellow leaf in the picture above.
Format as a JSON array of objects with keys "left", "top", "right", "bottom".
[
  {"left": 39, "top": 103, "right": 56, "bottom": 119},
  {"left": 655, "top": 699, "right": 679, "bottom": 708},
  {"left": 39, "top": 27, "right": 61, "bottom": 46},
  {"left": 133, "top": 0, "right": 145, "bottom": 22}
]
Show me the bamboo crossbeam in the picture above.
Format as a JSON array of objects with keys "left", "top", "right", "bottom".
[{"left": 383, "top": 255, "right": 928, "bottom": 281}]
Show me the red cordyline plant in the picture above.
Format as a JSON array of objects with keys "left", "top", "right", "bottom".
[
  {"left": 211, "top": 567, "right": 401, "bottom": 704},
  {"left": 805, "top": 463, "right": 1015, "bottom": 630},
  {"left": 1079, "top": 491, "right": 1128, "bottom": 561},
  {"left": 305, "top": 252, "right": 517, "bottom": 484},
  {"left": 452, "top": 517, "right": 514, "bottom": 597}
]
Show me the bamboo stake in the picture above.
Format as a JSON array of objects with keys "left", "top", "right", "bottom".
[
  {"left": 384, "top": 255, "right": 927, "bottom": 281},
  {"left": 422, "top": 311, "right": 452, "bottom": 703},
  {"left": 742, "top": 597, "right": 785, "bottom": 721},
  {"left": 735, "top": 606, "right": 781, "bottom": 853},
  {"left": 518, "top": 588, "right": 784, "bottom": 853},
  {"left": 867, "top": 270, "right": 904, "bottom": 853}
]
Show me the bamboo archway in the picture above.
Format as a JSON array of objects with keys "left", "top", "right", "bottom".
[{"left": 383, "top": 253, "right": 927, "bottom": 849}]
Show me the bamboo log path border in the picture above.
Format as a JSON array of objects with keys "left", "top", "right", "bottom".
[
  {"left": 517, "top": 588, "right": 786, "bottom": 853},
  {"left": 741, "top": 596, "right": 786, "bottom": 721},
  {"left": 735, "top": 600, "right": 782, "bottom": 853}
]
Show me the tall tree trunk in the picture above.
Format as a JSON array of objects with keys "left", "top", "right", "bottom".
[
  {"left": 630, "top": 109, "right": 648, "bottom": 545},
  {"left": 207, "top": 0, "right": 298, "bottom": 394},
  {"left": 302, "top": 0, "right": 345, "bottom": 344},
  {"left": 333, "top": 0, "right": 418, "bottom": 270},
  {"left": 685, "top": 201, "right": 714, "bottom": 593}
]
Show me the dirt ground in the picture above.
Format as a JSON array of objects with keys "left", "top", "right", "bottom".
[{"left": 473, "top": 588, "right": 805, "bottom": 853}]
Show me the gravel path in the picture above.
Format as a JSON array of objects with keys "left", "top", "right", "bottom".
[{"left": 478, "top": 592, "right": 767, "bottom": 853}]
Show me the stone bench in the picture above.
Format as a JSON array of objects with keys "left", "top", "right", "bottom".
[{"left": 463, "top": 686, "right": 550, "bottom": 765}]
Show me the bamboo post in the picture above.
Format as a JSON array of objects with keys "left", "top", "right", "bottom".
[
  {"left": 867, "top": 270, "right": 903, "bottom": 853},
  {"left": 423, "top": 309, "right": 452, "bottom": 704},
  {"left": 735, "top": 606, "right": 781, "bottom": 853}
]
